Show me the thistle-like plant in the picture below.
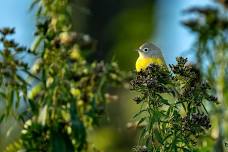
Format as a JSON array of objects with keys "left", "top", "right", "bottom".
[
  {"left": 1, "top": 0, "right": 124, "bottom": 151},
  {"left": 130, "top": 57, "right": 217, "bottom": 152}
]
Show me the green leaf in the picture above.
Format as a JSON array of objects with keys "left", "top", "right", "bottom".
[
  {"left": 160, "top": 98, "right": 170, "bottom": 105},
  {"left": 0, "top": 91, "right": 6, "bottom": 99},
  {"left": 4, "top": 140, "right": 23, "bottom": 152},
  {"left": 162, "top": 133, "right": 172, "bottom": 143},
  {"left": 50, "top": 128, "right": 74, "bottom": 152},
  {"left": 0, "top": 114, "right": 5, "bottom": 122},
  {"left": 16, "top": 74, "right": 29, "bottom": 87},
  {"left": 28, "top": 83, "right": 42, "bottom": 100},
  {"left": 166, "top": 106, "right": 173, "bottom": 116},
  {"left": 137, "top": 117, "right": 147, "bottom": 126},
  {"left": 6, "top": 89, "right": 14, "bottom": 115},
  {"left": 28, "top": 99, "right": 38, "bottom": 115},
  {"left": 152, "top": 110, "right": 161, "bottom": 123},
  {"left": 133, "top": 109, "right": 147, "bottom": 118},
  {"left": 139, "top": 127, "right": 147, "bottom": 142},
  {"left": 22, "top": 69, "right": 41, "bottom": 81},
  {"left": 70, "top": 101, "right": 86, "bottom": 151},
  {"left": 15, "top": 89, "right": 20, "bottom": 109},
  {"left": 182, "top": 147, "right": 191, "bottom": 152},
  {"left": 31, "top": 36, "right": 43, "bottom": 52},
  {"left": 38, "top": 105, "right": 48, "bottom": 126},
  {"left": 154, "top": 129, "right": 163, "bottom": 144}
]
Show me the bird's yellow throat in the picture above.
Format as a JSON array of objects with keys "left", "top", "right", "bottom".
[{"left": 136, "top": 55, "right": 164, "bottom": 72}]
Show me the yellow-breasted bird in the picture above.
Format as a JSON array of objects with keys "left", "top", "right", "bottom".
[{"left": 136, "top": 42, "right": 166, "bottom": 72}]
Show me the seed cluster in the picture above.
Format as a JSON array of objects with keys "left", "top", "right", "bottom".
[
  {"left": 130, "top": 57, "right": 217, "bottom": 151},
  {"left": 182, "top": 113, "right": 211, "bottom": 135},
  {"left": 130, "top": 64, "right": 171, "bottom": 93}
]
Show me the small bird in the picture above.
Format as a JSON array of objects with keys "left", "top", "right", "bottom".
[{"left": 136, "top": 42, "right": 166, "bottom": 72}]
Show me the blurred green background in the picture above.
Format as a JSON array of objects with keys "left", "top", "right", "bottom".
[{"left": 0, "top": 0, "right": 218, "bottom": 152}]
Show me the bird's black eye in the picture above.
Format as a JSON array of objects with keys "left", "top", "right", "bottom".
[{"left": 143, "top": 48, "right": 148, "bottom": 52}]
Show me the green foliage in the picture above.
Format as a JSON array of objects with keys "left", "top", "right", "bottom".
[
  {"left": 0, "top": 28, "right": 34, "bottom": 121},
  {"left": 0, "top": 0, "right": 124, "bottom": 151},
  {"left": 182, "top": 5, "right": 228, "bottom": 81},
  {"left": 4, "top": 140, "right": 22, "bottom": 152},
  {"left": 183, "top": 3, "right": 228, "bottom": 151},
  {"left": 130, "top": 58, "right": 217, "bottom": 152}
]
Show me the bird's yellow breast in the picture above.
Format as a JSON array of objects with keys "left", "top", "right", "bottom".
[{"left": 136, "top": 56, "right": 164, "bottom": 72}]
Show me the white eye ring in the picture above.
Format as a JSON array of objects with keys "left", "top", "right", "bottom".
[{"left": 143, "top": 48, "right": 148, "bottom": 52}]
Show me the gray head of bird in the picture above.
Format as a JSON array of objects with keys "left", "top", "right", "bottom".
[{"left": 137, "top": 42, "right": 162, "bottom": 58}]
